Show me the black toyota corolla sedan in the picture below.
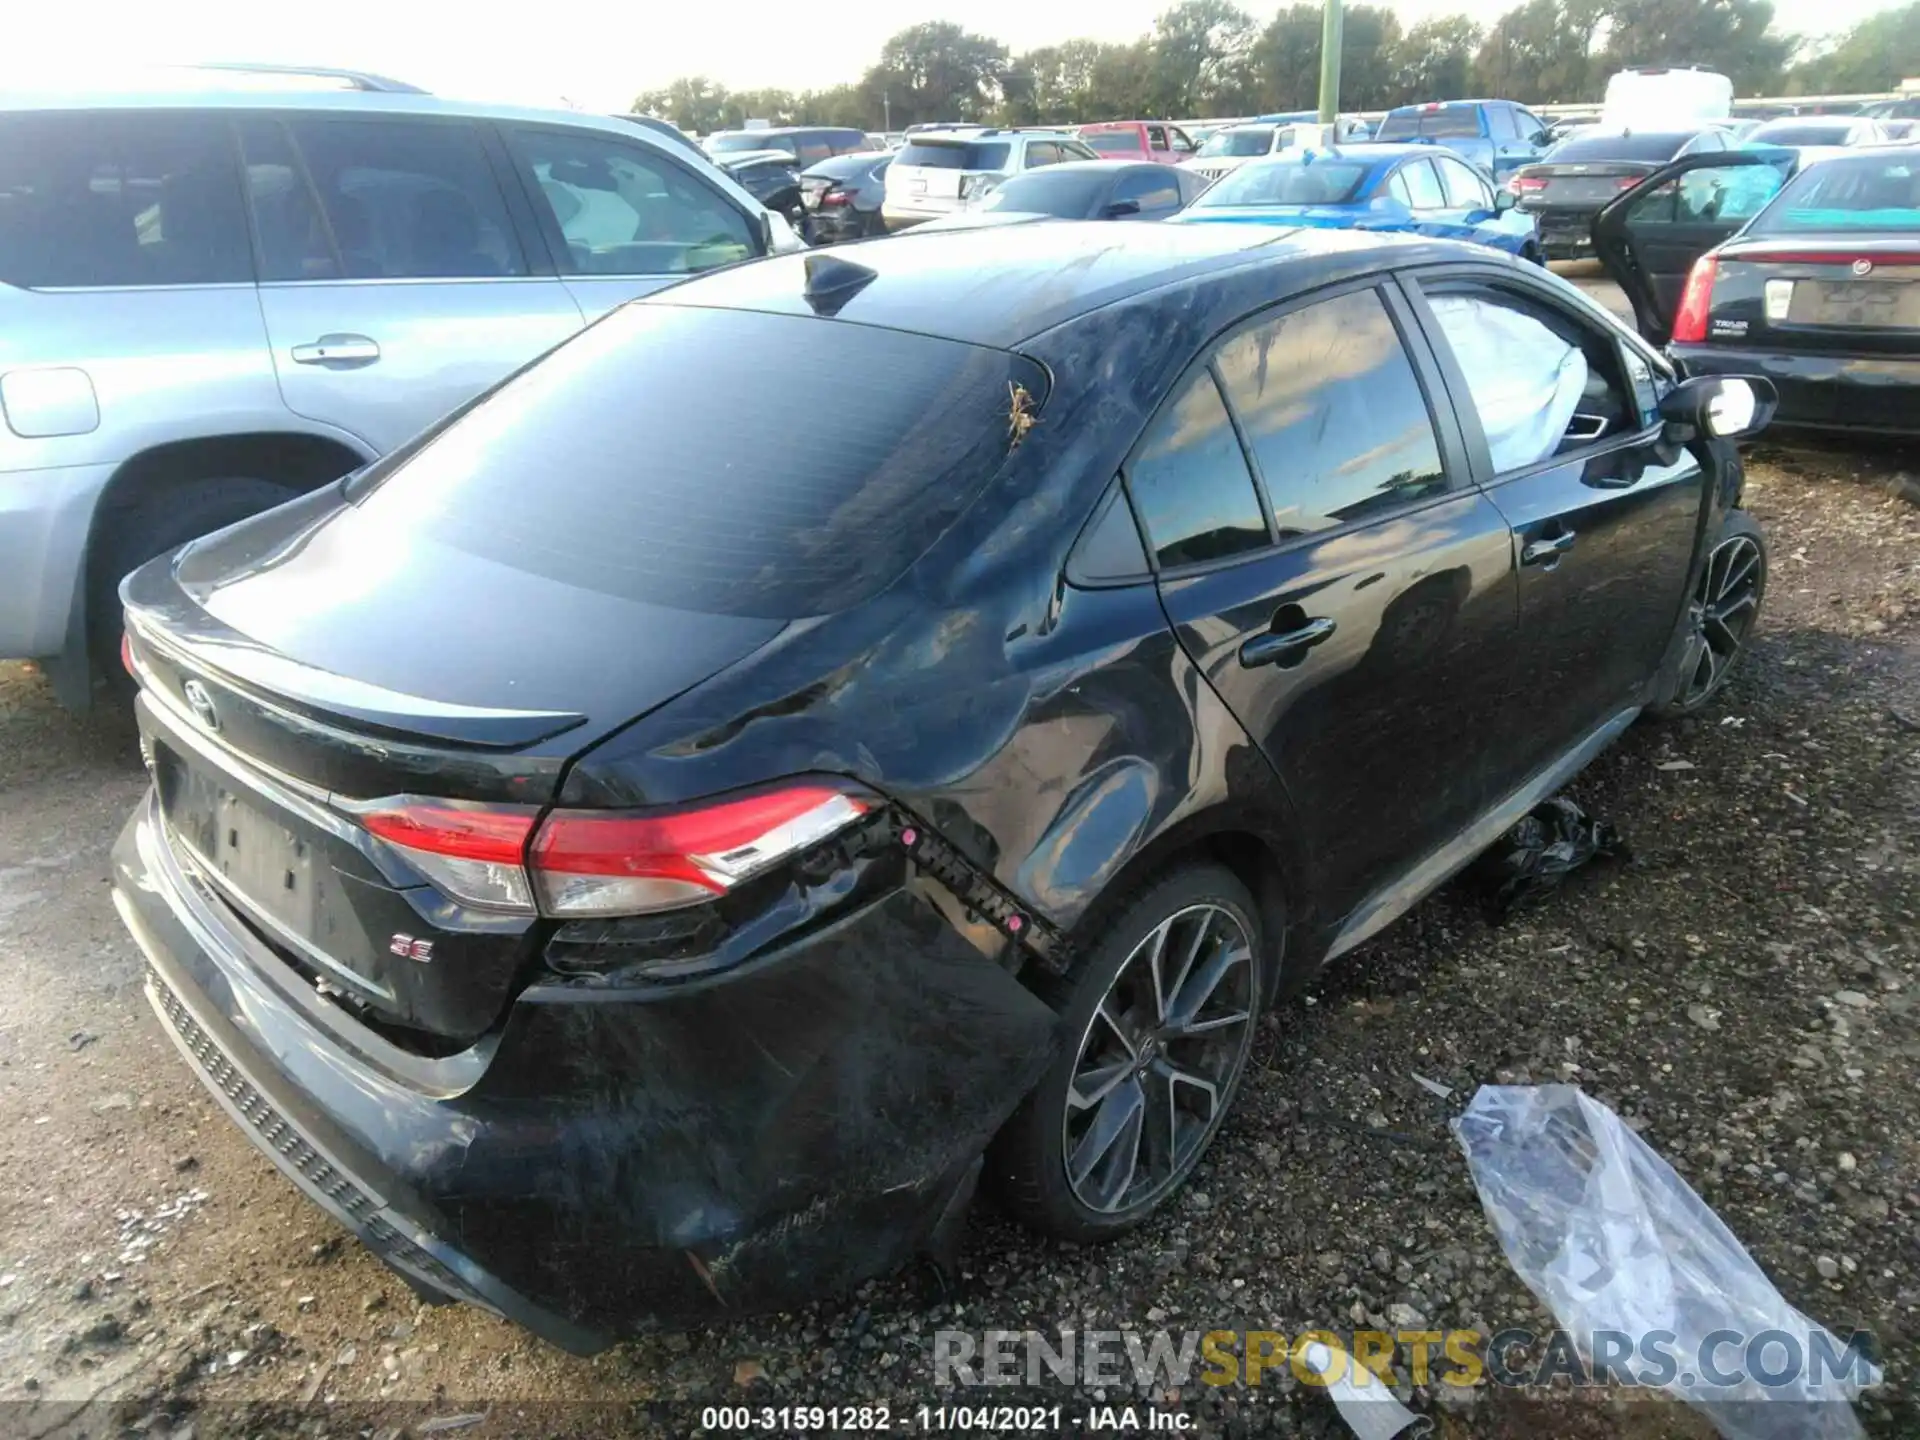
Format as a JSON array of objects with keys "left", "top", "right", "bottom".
[{"left": 114, "top": 222, "right": 1774, "bottom": 1352}]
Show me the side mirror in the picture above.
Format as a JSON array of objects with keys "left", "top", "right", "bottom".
[
  {"left": 1658, "top": 374, "right": 1778, "bottom": 443},
  {"left": 1103, "top": 198, "right": 1142, "bottom": 218},
  {"left": 1533, "top": 129, "right": 1553, "bottom": 146},
  {"left": 1494, "top": 189, "right": 1517, "bottom": 213}
]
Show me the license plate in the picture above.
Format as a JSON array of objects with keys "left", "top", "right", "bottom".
[
  {"left": 1795, "top": 280, "right": 1918, "bottom": 328},
  {"left": 164, "top": 756, "right": 319, "bottom": 937},
  {"left": 1546, "top": 178, "right": 1621, "bottom": 205},
  {"left": 911, "top": 178, "right": 927, "bottom": 196}
]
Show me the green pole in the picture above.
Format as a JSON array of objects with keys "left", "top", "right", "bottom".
[{"left": 1318, "top": 0, "right": 1344, "bottom": 127}]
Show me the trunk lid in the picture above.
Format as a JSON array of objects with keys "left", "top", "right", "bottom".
[
  {"left": 124, "top": 485, "right": 784, "bottom": 1046},
  {"left": 1525, "top": 161, "right": 1656, "bottom": 208},
  {"left": 1712, "top": 238, "right": 1920, "bottom": 356}
]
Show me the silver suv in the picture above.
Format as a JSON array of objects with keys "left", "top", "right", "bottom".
[
  {"left": 882, "top": 129, "right": 1100, "bottom": 229},
  {"left": 0, "top": 68, "right": 801, "bottom": 704}
]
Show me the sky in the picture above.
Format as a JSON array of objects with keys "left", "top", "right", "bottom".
[{"left": 0, "top": 0, "right": 1900, "bottom": 113}]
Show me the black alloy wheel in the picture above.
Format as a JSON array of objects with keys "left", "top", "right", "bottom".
[{"left": 991, "top": 862, "right": 1263, "bottom": 1240}]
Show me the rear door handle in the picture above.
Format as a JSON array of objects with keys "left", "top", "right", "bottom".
[
  {"left": 290, "top": 335, "right": 381, "bottom": 366},
  {"left": 1239, "top": 616, "right": 1336, "bottom": 668},
  {"left": 1521, "top": 531, "right": 1578, "bottom": 566}
]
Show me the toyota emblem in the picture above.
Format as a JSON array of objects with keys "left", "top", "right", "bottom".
[
  {"left": 182, "top": 678, "right": 220, "bottom": 731},
  {"left": 1852, "top": 258, "right": 1873, "bottom": 276}
]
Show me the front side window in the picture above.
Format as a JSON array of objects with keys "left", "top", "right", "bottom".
[
  {"left": 1425, "top": 289, "right": 1630, "bottom": 472},
  {"left": 1170, "top": 128, "right": 1195, "bottom": 154},
  {"left": 1488, "top": 107, "right": 1518, "bottom": 140},
  {"left": 0, "top": 111, "right": 250, "bottom": 288},
  {"left": 1436, "top": 156, "right": 1492, "bottom": 209},
  {"left": 1126, "top": 370, "right": 1269, "bottom": 569},
  {"left": 1213, "top": 288, "right": 1447, "bottom": 535},
  {"left": 270, "top": 117, "right": 526, "bottom": 281},
  {"left": 510, "top": 128, "right": 755, "bottom": 278},
  {"left": 1024, "top": 142, "right": 1060, "bottom": 168}
]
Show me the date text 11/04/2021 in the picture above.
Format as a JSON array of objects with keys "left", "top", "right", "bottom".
[{"left": 700, "top": 1406, "right": 1190, "bottom": 1432}]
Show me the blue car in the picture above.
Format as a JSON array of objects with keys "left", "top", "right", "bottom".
[
  {"left": 1171, "top": 146, "right": 1542, "bottom": 261},
  {"left": 1372, "top": 99, "right": 1552, "bottom": 181}
]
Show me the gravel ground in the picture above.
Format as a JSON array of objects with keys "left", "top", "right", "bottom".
[{"left": 0, "top": 443, "right": 1913, "bottom": 1440}]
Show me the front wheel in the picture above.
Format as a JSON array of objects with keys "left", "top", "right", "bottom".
[
  {"left": 989, "top": 862, "right": 1263, "bottom": 1242},
  {"left": 1651, "top": 509, "right": 1767, "bottom": 717}
]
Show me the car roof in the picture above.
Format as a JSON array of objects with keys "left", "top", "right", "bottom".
[
  {"left": 0, "top": 85, "right": 680, "bottom": 145},
  {"left": 644, "top": 221, "right": 1431, "bottom": 348},
  {"left": 1238, "top": 144, "right": 1420, "bottom": 168},
  {"left": 718, "top": 150, "right": 797, "bottom": 166},
  {"left": 800, "top": 151, "right": 890, "bottom": 178},
  {"left": 1386, "top": 98, "right": 1505, "bottom": 112},
  {"left": 710, "top": 125, "right": 859, "bottom": 137}
]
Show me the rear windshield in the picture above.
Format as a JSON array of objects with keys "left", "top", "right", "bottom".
[
  {"left": 710, "top": 132, "right": 796, "bottom": 156},
  {"left": 1377, "top": 109, "right": 1482, "bottom": 140},
  {"left": 1547, "top": 132, "right": 1695, "bottom": 162},
  {"left": 1747, "top": 155, "right": 1920, "bottom": 234},
  {"left": 1082, "top": 131, "right": 1141, "bottom": 154},
  {"left": 1195, "top": 159, "right": 1369, "bottom": 207},
  {"left": 348, "top": 305, "right": 1045, "bottom": 618},
  {"left": 896, "top": 140, "right": 1011, "bottom": 170},
  {"left": 1197, "top": 128, "right": 1275, "bottom": 158},
  {"left": 1749, "top": 123, "right": 1852, "bottom": 147}
]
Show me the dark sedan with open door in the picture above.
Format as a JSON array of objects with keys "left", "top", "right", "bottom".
[
  {"left": 1596, "top": 147, "right": 1920, "bottom": 435},
  {"left": 113, "top": 223, "right": 1776, "bottom": 1352},
  {"left": 1509, "top": 126, "right": 1735, "bottom": 260}
]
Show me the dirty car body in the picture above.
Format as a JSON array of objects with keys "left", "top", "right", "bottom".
[{"left": 114, "top": 222, "right": 1770, "bottom": 1351}]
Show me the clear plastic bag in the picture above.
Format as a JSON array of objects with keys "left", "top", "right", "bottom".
[{"left": 1453, "top": 1086, "right": 1880, "bottom": 1440}]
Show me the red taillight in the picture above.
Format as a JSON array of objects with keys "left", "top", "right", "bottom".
[
  {"left": 1510, "top": 175, "right": 1547, "bottom": 192},
  {"left": 820, "top": 188, "right": 853, "bottom": 206},
  {"left": 1614, "top": 175, "right": 1643, "bottom": 190},
  {"left": 120, "top": 632, "right": 135, "bottom": 677},
  {"left": 353, "top": 782, "right": 871, "bottom": 918},
  {"left": 359, "top": 800, "right": 540, "bottom": 912},
  {"left": 1671, "top": 254, "right": 1719, "bottom": 344},
  {"left": 531, "top": 784, "right": 869, "bottom": 917}
]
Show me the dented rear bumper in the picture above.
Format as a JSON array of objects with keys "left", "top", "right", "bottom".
[{"left": 113, "top": 792, "right": 1059, "bottom": 1349}]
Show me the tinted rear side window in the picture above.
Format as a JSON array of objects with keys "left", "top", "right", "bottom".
[
  {"left": 275, "top": 117, "right": 526, "bottom": 281},
  {"left": 1126, "top": 370, "right": 1269, "bottom": 569},
  {"left": 350, "top": 305, "right": 1044, "bottom": 618},
  {"left": 897, "top": 141, "right": 1012, "bottom": 170},
  {"left": 0, "top": 112, "right": 250, "bottom": 288}
]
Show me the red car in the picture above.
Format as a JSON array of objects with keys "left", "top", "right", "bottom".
[{"left": 1076, "top": 121, "right": 1199, "bottom": 165}]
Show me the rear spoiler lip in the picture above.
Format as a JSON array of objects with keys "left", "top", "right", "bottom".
[{"left": 121, "top": 587, "right": 587, "bottom": 752}]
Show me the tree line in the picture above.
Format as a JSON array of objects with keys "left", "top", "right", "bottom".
[{"left": 632, "top": 0, "right": 1920, "bottom": 133}]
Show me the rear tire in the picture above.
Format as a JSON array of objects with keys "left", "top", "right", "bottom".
[
  {"left": 989, "top": 862, "right": 1263, "bottom": 1242},
  {"left": 88, "top": 477, "right": 298, "bottom": 680},
  {"left": 1649, "top": 509, "right": 1767, "bottom": 718}
]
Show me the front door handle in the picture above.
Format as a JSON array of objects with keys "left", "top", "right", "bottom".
[
  {"left": 290, "top": 335, "right": 381, "bottom": 366},
  {"left": 1239, "top": 616, "right": 1337, "bottom": 668},
  {"left": 1521, "top": 531, "right": 1578, "bottom": 567}
]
